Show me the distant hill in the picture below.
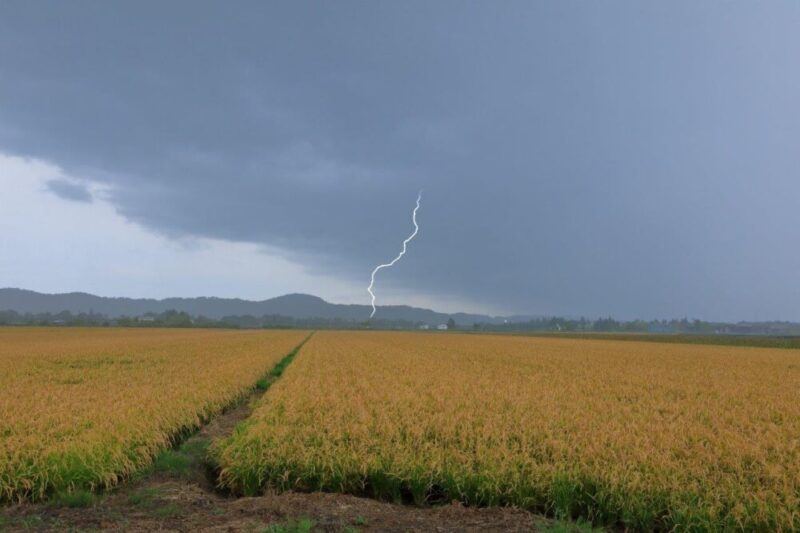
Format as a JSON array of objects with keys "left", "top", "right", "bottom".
[{"left": 0, "top": 288, "right": 524, "bottom": 325}]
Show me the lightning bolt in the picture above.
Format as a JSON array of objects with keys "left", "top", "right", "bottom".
[{"left": 367, "top": 191, "right": 422, "bottom": 318}]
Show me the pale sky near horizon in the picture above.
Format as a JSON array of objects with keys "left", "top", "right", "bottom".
[
  {"left": 0, "top": 153, "right": 489, "bottom": 314},
  {"left": 1, "top": 2, "right": 799, "bottom": 321}
]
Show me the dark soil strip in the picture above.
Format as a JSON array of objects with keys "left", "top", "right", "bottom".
[{"left": 0, "top": 332, "right": 555, "bottom": 532}]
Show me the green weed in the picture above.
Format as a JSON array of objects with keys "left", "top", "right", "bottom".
[
  {"left": 52, "top": 489, "right": 94, "bottom": 508},
  {"left": 18, "top": 515, "right": 45, "bottom": 529},
  {"left": 536, "top": 516, "right": 600, "bottom": 532},
  {"left": 127, "top": 487, "right": 160, "bottom": 506},
  {"left": 153, "top": 450, "right": 191, "bottom": 474},
  {"left": 179, "top": 437, "right": 210, "bottom": 460},
  {"left": 262, "top": 517, "right": 315, "bottom": 533},
  {"left": 153, "top": 502, "right": 181, "bottom": 518}
]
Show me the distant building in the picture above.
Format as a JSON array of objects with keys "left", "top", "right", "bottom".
[
  {"left": 719, "top": 323, "right": 779, "bottom": 335},
  {"left": 418, "top": 324, "right": 430, "bottom": 330},
  {"left": 139, "top": 316, "right": 155, "bottom": 323},
  {"left": 436, "top": 324, "right": 448, "bottom": 330}
]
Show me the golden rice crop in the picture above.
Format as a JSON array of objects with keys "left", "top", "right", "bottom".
[
  {"left": 215, "top": 331, "right": 800, "bottom": 530},
  {"left": 0, "top": 327, "right": 307, "bottom": 502}
]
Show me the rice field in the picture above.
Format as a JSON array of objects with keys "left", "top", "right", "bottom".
[
  {"left": 0, "top": 327, "right": 308, "bottom": 502},
  {"left": 215, "top": 331, "right": 800, "bottom": 530}
]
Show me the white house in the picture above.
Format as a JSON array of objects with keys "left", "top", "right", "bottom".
[{"left": 436, "top": 324, "right": 448, "bottom": 330}]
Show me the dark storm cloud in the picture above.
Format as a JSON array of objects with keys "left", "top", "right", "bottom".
[
  {"left": 45, "top": 179, "right": 93, "bottom": 203},
  {"left": 1, "top": 1, "right": 799, "bottom": 320}
]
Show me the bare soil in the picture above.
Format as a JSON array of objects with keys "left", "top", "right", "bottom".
[{"left": 1, "top": 485, "right": 544, "bottom": 532}]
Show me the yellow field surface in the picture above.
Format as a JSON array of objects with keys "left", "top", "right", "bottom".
[
  {"left": 0, "top": 327, "right": 307, "bottom": 502},
  {"left": 215, "top": 331, "right": 800, "bottom": 530}
]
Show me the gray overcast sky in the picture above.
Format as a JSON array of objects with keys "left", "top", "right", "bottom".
[{"left": 1, "top": 2, "right": 799, "bottom": 321}]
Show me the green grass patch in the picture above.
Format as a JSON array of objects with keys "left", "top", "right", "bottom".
[
  {"left": 268, "top": 334, "right": 312, "bottom": 379},
  {"left": 17, "top": 515, "right": 45, "bottom": 529},
  {"left": 153, "top": 502, "right": 181, "bottom": 518},
  {"left": 535, "top": 516, "right": 601, "bottom": 532},
  {"left": 262, "top": 517, "right": 315, "bottom": 533},
  {"left": 179, "top": 437, "right": 210, "bottom": 460},
  {"left": 249, "top": 333, "right": 313, "bottom": 395},
  {"left": 127, "top": 486, "right": 161, "bottom": 506},
  {"left": 152, "top": 449, "right": 191, "bottom": 474},
  {"left": 51, "top": 489, "right": 94, "bottom": 508}
]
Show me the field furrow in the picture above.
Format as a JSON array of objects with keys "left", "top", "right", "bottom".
[{"left": 0, "top": 327, "right": 308, "bottom": 502}]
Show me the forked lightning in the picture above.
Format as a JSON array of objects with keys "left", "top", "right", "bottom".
[{"left": 367, "top": 191, "right": 422, "bottom": 318}]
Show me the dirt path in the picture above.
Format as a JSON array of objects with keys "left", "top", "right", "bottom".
[{"left": 0, "top": 336, "right": 556, "bottom": 532}]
